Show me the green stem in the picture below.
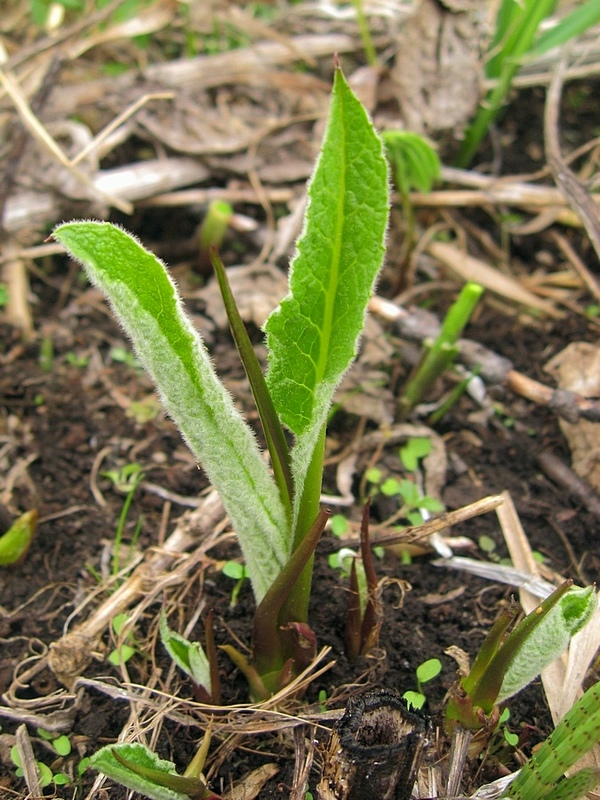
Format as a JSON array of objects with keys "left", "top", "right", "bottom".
[
  {"left": 210, "top": 249, "right": 293, "bottom": 521},
  {"left": 112, "top": 482, "right": 140, "bottom": 576},
  {"left": 252, "top": 507, "right": 330, "bottom": 684},
  {"left": 284, "top": 425, "right": 327, "bottom": 623},
  {"left": 352, "top": 0, "right": 377, "bottom": 66},
  {"left": 455, "top": 0, "right": 557, "bottom": 167},
  {"left": 398, "top": 282, "right": 483, "bottom": 419}
]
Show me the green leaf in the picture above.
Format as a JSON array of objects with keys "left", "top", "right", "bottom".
[
  {"left": 89, "top": 743, "right": 203, "bottom": 800},
  {"left": 108, "top": 644, "right": 136, "bottom": 666},
  {"left": 416, "top": 658, "right": 442, "bottom": 684},
  {"left": 529, "top": 1, "right": 600, "bottom": 60},
  {"left": 53, "top": 735, "right": 72, "bottom": 756},
  {"left": 403, "top": 690, "right": 426, "bottom": 710},
  {"left": 53, "top": 221, "right": 289, "bottom": 603},
  {"left": 37, "top": 761, "right": 53, "bottom": 788},
  {"left": 264, "top": 67, "right": 388, "bottom": 556},
  {"left": 221, "top": 561, "right": 246, "bottom": 580},
  {"left": 159, "top": 613, "right": 211, "bottom": 694},
  {"left": 399, "top": 437, "right": 432, "bottom": 472},
  {"left": 265, "top": 68, "right": 388, "bottom": 438},
  {"left": 498, "top": 585, "right": 597, "bottom": 702},
  {"left": 330, "top": 514, "right": 349, "bottom": 537}
]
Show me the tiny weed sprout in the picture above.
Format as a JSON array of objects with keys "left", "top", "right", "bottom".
[
  {"left": 446, "top": 581, "right": 597, "bottom": 743},
  {"left": 11, "top": 741, "right": 70, "bottom": 790},
  {"left": 403, "top": 657, "right": 442, "bottom": 711},
  {"left": 382, "top": 129, "right": 440, "bottom": 288},
  {"left": 220, "top": 560, "right": 249, "bottom": 607},
  {"left": 108, "top": 613, "right": 137, "bottom": 666},
  {"left": 198, "top": 199, "right": 233, "bottom": 271},
  {"left": 102, "top": 462, "right": 144, "bottom": 575},
  {"left": 0, "top": 509, "right": 37, "bottom": 566},
  {"left": 399, "top": 436, "right": 432, "bottom": 472},
  {"left": 53, "top": 66, "right": 389, "bottom": 697},
  {"left": 497, "top": 707, "right": 519, "bottom": 748},
  {"left": 330, "top": 513, "right": 350, "bottom": 538},
  {"left": 365, "top": 447, "right": 444, "bottom": 529}
]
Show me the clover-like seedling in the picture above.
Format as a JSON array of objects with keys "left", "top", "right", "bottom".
[
  {"left": 108, "top": 612, "right": 137, "bottom": 667},
  {"left": 403, "top": 657, "right": 442, "bottom": 711}
]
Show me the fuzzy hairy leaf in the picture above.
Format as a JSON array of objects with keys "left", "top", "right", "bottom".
[
  {"left": 498, "top": 585, "right": 597, "bottom": 702},
  {"left": 264, "top": 68, "right": 388, "bottom": 437},
  {"left": 90, "top": 743, "right": 193, "bottom": 800},
  {"left": 264, "top": 68, "right": 388, "bottom": 525},
  {"left": 53, "top": 221, "right": 289, "bottom": 603}
]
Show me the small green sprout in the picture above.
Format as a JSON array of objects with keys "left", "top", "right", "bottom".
[
  {"left": 109, "top": 345, "right": 141, "bottom": 370},
  {"left": 382, "top": 130, "right": 440, "bottom": 287},
  {"left": 101, "top": 462, "right": 144, "bottom": 576},
  {"left": 446, "top": 582, "right": 597, "bottom": 737},
  {"left": 498, "top": 707, "right": 519, "bottom": 748},
  {"left": 198, "top": 199, "right": 233, "bottom": 271},
  {"left": 11, "top": 745, "right": 70, "bottom": 789},
  {"left": 0, "top": 282, "right": 8, "bottom": 306},
  {"left": 221, "top": 560, "right": 249, "bottom": 608},
  {"left": 330, "top": 514, "right": 350, "bottom": 538},
  {"left": 399, "top": 437, "right": 432, "bottom": 472},
  {"left": 108, "top": 613, "right": 137, "bottom": 666},
  {"left": 39, "top": 336, "right": 54, "bottom": 372},
  {"left": 0, "top": 509, "right": 37, "bottom": 566},
  {"left": 65, "top": 351, "right": 89, "bottom": 367},
  {"left": 403, "top": 657, "right": 442, "bottom": 710},
  {"left": 318, "top": 689, "right": 328, "bottom": 713},
  {"left": 366, "top": 460, "right": 443, "bottom": 528},
  {"left": 397, "top": 282, "right": 483, "bottom": 420},
  {"left": 37, "top": 728, "right": 72, "bottom": 757},
  {"left": 126, "top": 395, "right": 161, "bottom": 424}
]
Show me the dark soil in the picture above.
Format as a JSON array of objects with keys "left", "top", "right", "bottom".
[{"left": 2, "top": 250, "right": 598, "bottom": 799}]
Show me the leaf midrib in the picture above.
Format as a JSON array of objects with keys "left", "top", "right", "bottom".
[{"left": 315, "top": 77, "right": 346, "bottom": 388}]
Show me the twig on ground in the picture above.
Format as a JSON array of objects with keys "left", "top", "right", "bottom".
[
  {"left": 369, "top": 295, "right": 600, "bottom": 424},
  {"left": 536, "top": 451, "right": 600, "bottom": 518},
  {"left": 551, "top": 230, "right": 600, "bottom": 302},
  {"left": 44, "top": 490, "right": 226, "bottom": 689}
]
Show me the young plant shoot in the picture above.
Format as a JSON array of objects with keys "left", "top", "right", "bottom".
[
  {"left": 446, "top": 582, "right": 597, "bottom": 738},
  {"left": 53, "top": 66, "right": 389, "bottom": 697}
]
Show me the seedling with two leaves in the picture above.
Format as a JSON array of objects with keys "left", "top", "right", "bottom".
[
  {"left": 53, "top": 65, "right": 389, "bottom": 700},
  {"left": 403, "top": 657, "right": 442, "bottom": 711}
]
